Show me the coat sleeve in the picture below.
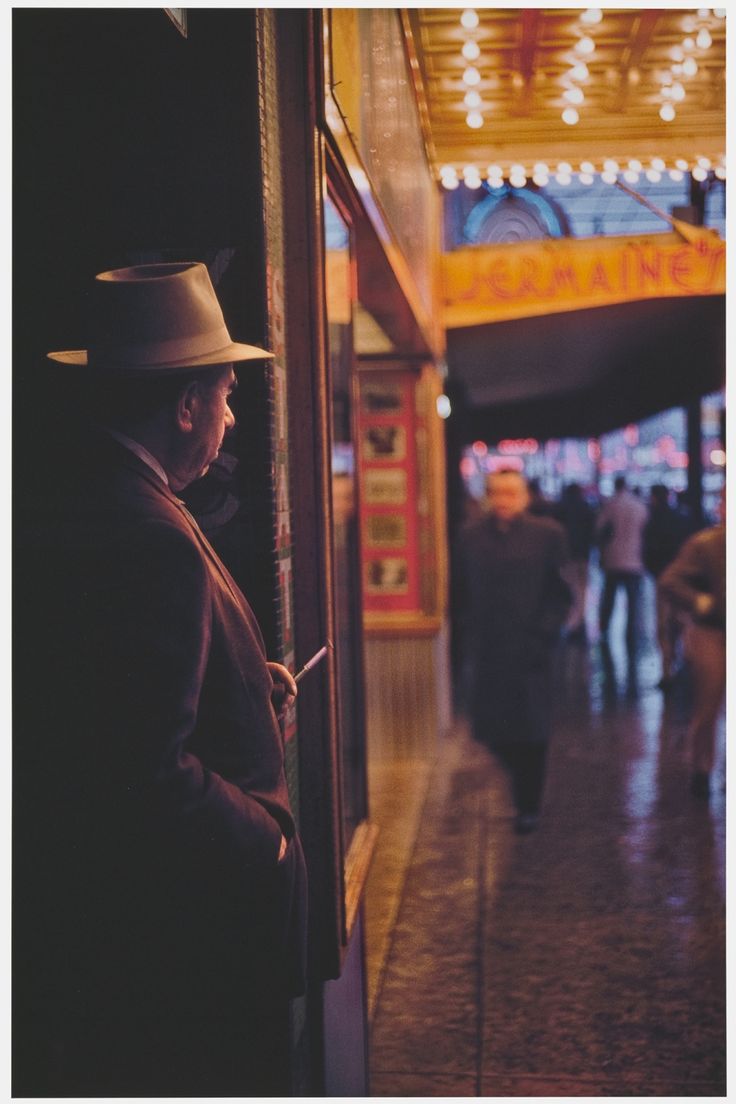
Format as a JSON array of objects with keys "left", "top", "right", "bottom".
[
  {"left": 658, "top": 532, "right": 721, "bottom": 626},
  {"left": 92, "top": 519, "right": 284, "bottom": 868},
  {"left": 535, "top": 522, "right": 573, "bottom": 641}
]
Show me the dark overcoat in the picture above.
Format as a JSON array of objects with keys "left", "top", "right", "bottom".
[
  {"left": 14, "top": 430, "right": 307, "bottom": 1094},
  {"left": 456, "top": 511, "right": 571, "bottom": 748}
]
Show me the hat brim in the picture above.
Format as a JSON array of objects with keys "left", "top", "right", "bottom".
[{"left": 47, "top": 340, "right": 274, "bottom": 372}]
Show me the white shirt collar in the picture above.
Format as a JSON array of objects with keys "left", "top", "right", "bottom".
[{"left": 101, "top": 427, "right": 170, "bottom": 487}]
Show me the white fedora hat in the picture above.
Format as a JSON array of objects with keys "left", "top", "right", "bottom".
[{"left": 47, "top": 261, "right": 274, "bottom": 372}]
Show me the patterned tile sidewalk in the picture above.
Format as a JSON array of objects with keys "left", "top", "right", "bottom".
[{"left": 369, "top": 629, "right": 725, "bottom": 1097}]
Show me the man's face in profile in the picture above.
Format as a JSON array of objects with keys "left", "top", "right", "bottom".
[
  {"left": 168, "top": 364, "right": 237, "bottom": 491},
  {"left": 487, "top": 472, "right": 529, "bottom": 522}
]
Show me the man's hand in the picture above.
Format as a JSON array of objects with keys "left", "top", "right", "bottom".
[
  {"left": 267, "top": 661, "right": 297, "bottom": 720},
  {"left": 278, "top": 834, "right": 288, "bottom": 862}
]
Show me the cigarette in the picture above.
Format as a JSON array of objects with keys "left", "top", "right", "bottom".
[{"left": 294, "top": 642, "right": 331, "bottom": 684}]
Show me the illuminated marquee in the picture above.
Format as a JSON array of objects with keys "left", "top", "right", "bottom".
[{"left": 442, "top": 230, "right": 725, "bottom": 328}]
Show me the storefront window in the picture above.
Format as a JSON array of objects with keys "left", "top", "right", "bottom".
[{"left": 324, "top": 194, "right": 367, "bottom": 848}]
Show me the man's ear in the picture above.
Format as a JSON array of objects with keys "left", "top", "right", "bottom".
[{"left": 175, "top": 380, "right": 200, "bottom": 433}]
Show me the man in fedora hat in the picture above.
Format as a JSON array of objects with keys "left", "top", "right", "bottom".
[{"left": 14, "top": 263, "right": 307, "bottom": 1096}]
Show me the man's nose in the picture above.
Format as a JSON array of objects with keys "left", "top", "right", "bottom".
[{"left": 224, "top": 405, "right": 236, "bottom": 432}]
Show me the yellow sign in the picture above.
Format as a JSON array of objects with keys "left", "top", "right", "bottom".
[{"left": 442, "top": 230, "right": 725, "bottom": 328}]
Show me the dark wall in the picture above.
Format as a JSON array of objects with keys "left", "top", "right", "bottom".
[
  {"left": 14, "top": 8, "right": 279, "bottom": 636},
  {"left": 14, "top": 8, "right": 265, "bottom": 359}
]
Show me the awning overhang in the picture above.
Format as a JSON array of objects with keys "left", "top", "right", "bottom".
[{"left": 447, "top": 294, "right": 725, "bottom": 441}]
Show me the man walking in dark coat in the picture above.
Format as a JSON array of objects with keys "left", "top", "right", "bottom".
[
  {"left": 643, "top": 483, "right": 690, "bottom": 688},
  {"left": 14, "top": 262, "right": 307, "bottom": 1096},
  {"left": 457, "top": 470, "right": 571, "bottom": 833}
]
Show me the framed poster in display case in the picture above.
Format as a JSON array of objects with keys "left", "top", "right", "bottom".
[{"left": 357, "top": 364, "right": 448, "bottom": 635}]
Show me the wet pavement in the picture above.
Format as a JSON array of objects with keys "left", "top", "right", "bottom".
[{"left": 369, "top": 580, "right": 726, "bottom": 1096}]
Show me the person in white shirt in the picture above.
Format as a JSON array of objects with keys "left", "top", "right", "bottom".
[{"left": 596, "top": 475, "right": 648, "bottom": 654}]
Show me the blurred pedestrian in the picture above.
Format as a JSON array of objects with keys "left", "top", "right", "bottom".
[
  {"left": 527, "top": 476, "right": 553, "bottom": 517},
  {"left": 596, "top": 475, "right": 648, "bottom": 654},
  {"left": 659, "top": 490, "right": 726, "bottom": 799},
  {"left": 643, "top": 483, "right": 690, "bottom": 688},
  {"left": 456, "top": 470, "right": 571, "bottom": 833},
  {"left": 556, "top": 482, "right": 595, "bottom": 642}
]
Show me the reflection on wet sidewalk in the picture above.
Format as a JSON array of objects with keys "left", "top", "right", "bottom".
[{"left": 369, "top": 584, "right": 725, "bottom": 1097}]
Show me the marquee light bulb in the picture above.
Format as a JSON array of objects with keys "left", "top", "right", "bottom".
[
  {"left": 442, "top": 175, "right": 460, "bottom": 190},
  {"left": 628, "top": 159, "right": 642, "bottom": 172},
  {"left": 692, "top": 166, "right": 708, "bottom": 182},
  {"left": 436, "top": 394, "right": 452, "bottom": 418},
  {"left": 464, "top": 89, "right": 481, "bottom": 108},
  {"left": 696, "top": 28, "right": 712, "bottom": 50},
  {"left": 564, "top": 86, "right": 585, "bottom": 105},
  {"left": 462, "top": 40, "right": 481, "bottom": 61},
  {"left": 461, "top": 9, "right": 479, "bottom": 30},
  {"left": 575, "top": 36, "right": 596, "bottom": 56},
  {"left": 466, "top": 110, "right": 484, "bottom": 129},
  {"left": 646, "top": 169, "right": 662, "bottom": 183},
  {"left": 463, "top": 66, "right": 481, "bottom": 86},
  {"left": 624, "top": 169, "right": 640, "bottom": 183},
  {"left": 601, "top": 171, "right": 617, "bottom": 184},
  {"left": 603, "top": 159, "right": 619, "bottom": 173},
  {"left": 569, "top": 62, "right": 589, "bottom": 82},
  {"left": 669, "top": 169, "right": 684, "bottom": 182},
  {"left": 579, "top": 172, "right": 594, "bottom": 185},
  {"left": 557, "top": 162, "right": 572, "bottom": 175},
  {"left": 555, "top": 172, "right": 572, "bottom": 186},
  {"left": 580, "top": 161, "right": 595, "bottom": 174},
  {"left": 562, "top": 107, "right": 579, "bottom": 125},
  {"left": 675, "top": 158, "right": 689, "bottom": 171},
  {"left": 670, "top": 46, "right": 685, "bottom": 62},
  {"left": 660, "top": 103, "right": 676, "bottom": 122},
  {"left": 580, "top": 8, "right": 602, "bottom": 24},
  {"left": 698, "top": 156, "right": 712, "bottom": 169}
]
